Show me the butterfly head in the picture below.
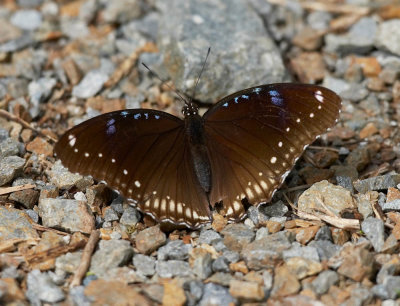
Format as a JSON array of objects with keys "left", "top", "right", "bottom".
[{"left": 182, "top": 102, "right": 199, "bottom": 118}]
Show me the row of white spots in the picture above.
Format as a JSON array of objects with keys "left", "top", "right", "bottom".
[{"left": 253, "top": 87, "right": 262, "bottom": 94}]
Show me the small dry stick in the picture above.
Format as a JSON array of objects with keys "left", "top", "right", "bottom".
[
  {"left": 70, "top": 229, "right": 100, "bottom": 288},
  {"left": 0, "top": 184, "right": 35, "bottom": 196},
  {"left": 0, "top": 110, "right": 56, "bottom": 142},
  {"left": 32, "top": 224, "right": 69, "bottom": 236}
]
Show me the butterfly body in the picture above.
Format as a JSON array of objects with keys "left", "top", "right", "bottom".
[{"left": 55, "top": 83, "right": 341, "bottom": 229}]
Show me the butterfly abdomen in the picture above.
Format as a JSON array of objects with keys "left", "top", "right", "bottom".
[{"left": 185, "top": 113, "right": 212, "bottom": 195}]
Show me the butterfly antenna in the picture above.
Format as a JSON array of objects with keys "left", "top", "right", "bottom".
[
  {"left": 141, "top": 63, "right": 187, "bottom": 104},
  {"left": 190, "top": 47, "right": 211, "bottom": 103}
]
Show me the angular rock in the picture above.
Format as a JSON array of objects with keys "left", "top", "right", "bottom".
[
  {"left": 298, "top": 180, "right": 356, "bottom": 217},
  {"left": 90, "top": 240, "right": 133, "bottom": 277},
  {"left": 311, "top": 270, "right": 339, "bottom": 296},
  {"left": 242, "top": 231, "right": 295, "bottom": 270},
  {"left": 190, "top": 247, "right": 213, "bottom": 280},
  {"left": 135, "top": 225, "right": 166, "bottom": 254},
  {"left": 84, "top": 279, "right": 150, "bottom": 305},
  {"left": 0, "top": 138, "right": 21, "bottom": 160},
  {"left": 354, "top": 174, "right": 400, "bottom": 194},
  {"left": 156, "top": 260, "right": 193, "bottom": 278},
  {"left": 156, "top": 0, "right": 286, "bottom": 103},
  {"left": 229, "top": 279, "right": 265, "bottom": 302},
  {"left": 0, "top": 206, "right": 39, "bottom": 241},
  {"left": 133, "top": 254, "right": 155, "bottom": 276},
  {"left": 72, "top": 70, "right": 108, "bottom": 99},
  {"left": 260, "top": 200, "right": 288, "bottom": 217},
  {"left": 361, "top": 217, "right": 385, "bottom": 252},
  {"left": 221, "top": 223, "right": 255, "bottom": 252},
  {"left": 198, "top": 229, "right": 221, "bottom": 245},
  {"left": 198, "top": 283, "right": 236, "bottom": 306},
  {"left": 271, "top": 264, "right": 301, "bottom": 297},
  {"left": 0, "top": 156, "right": 25, "bottom": 186},
  {"left": 47, "top": 161, "right": 93, "bottom": 190},
  {"left": 157, "top": 239, "right": 192, "bottom": 261},
  {"left": 119, "top": 206, "right": 141, "bottom": 226},
  {"left": 285, "top": 257, "right": 322, "bottom": 280},
  {"left": 376, "top": 19, "right": 400, "bottom": 56},
  {"left": 38, "top": 198, "right": 95, "bottom": 234},
  {"left": 26, "top": 270, "right": 65, "bottom": 304}
]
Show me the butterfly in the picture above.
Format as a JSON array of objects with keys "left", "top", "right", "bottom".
[{"left": 55, "top": 81, "right": 341, "bottom": 229}]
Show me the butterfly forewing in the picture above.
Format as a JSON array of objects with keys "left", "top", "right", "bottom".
[
  {"left": 55, "top": 109, "right": 211, "bottom": 228},
  {"left": 203, "top": 84, "right": 341, "bottom": 221}
]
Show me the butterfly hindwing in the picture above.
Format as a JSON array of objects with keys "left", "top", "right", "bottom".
[
  {"left": 203, "top": 83, "right": 341, "bottom": 220},
  {"left": 55, "top": 109, "right": 211, "bottom": 228}
]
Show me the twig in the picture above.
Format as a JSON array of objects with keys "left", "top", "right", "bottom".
[
  {"left": 32, "top": 224, "right": 69, "bottom": 236},
  {"left": 0, "top": 110, "right": 57, "bottom": 142},
  {"left": 0, "top": 184, "right": 35, "bottom": 196},
  {"left": 296, "top": 210, "right": 360, "bottom": 229},
  {"left": 308, "top": 145, "right": 340, "bottom": 152},
  {"left": 70, "top": 229, "right": 100, "bottom": 288},
  {"left": 104, "top": 42, "right": 158, "bottom": 89},
  {"left": 266, "top": 0, "right": 370, "bottom": 15}
]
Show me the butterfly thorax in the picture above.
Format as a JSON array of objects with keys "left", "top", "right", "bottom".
[{"left": 184, "top": 105, "right": 212, "bottom": 195}]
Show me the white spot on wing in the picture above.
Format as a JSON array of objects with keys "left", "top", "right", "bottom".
[
  {"left": 134, "top": 180, "right": 141, "bottom": 188},
  {"left": 123, "top": 169, "right": 128, "bottom": 175},
  {"left": 98, "top": 153, "right": 103, "bottom": 158},
  {"left": 155, "top": 115, "right": 160, "bottom": 119},
  {"left": 278, "top": 141, "right": 283, "bottom": 147},
  {"left": 111, "top": 158, "right": 116, "bottom": 163},
  {"left": 84, "top": 152, "right": 89, "bottom": 157},
  {"left": 223, "top": 102, "right": 228, "bottom": 107},
  {"left": 69, "top": 137, "right": 76, "bottom": 147},
  {"left": 271, "top": 156, "right": 277, "bottom": 164}
]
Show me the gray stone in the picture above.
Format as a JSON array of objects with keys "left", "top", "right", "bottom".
[
  {"left": 372, "top": 276, "right": 400, "bottom": 300},
  {"left": 69, "top": 286, "right": 91, "bottom": 306},
  {"left": 340, "top": 83, "right": 369, "bottom": 102},
  {"left": 315, "top": 226, "right": 332, "bottom": 241},
  {"left": 0, "top": 156, "right": 25, "bottom": 186},
  {"left": 55, "top": 251, "right": 82, "bottom": 274},
  {"left": 361, "top": 217, "right": 385, "bottom": 252},
  {"left": 104, "top": 208, "right": 119, "bottom": 222},
  {"left": 133, "top": 254, "right": 155, "bottom": 276},
  {"left": 307, "top": 11, "right": 331, "bottom": 31},
  {"left": 156, "top": 0, "right": 286, "bottom": 103},
  {"left": 242, "top": 231, "right": 295, "bottom": 270},
  {"left": 322, "top": 76, "right": 351, "bottom": 95},
  {"left": 191, "top": 250, "right": 213, "bottom": 279},
  {"left": 198, "top": 283, "right": 236, "bottom": 306},
  {"left": 211, "top": 238, "right": 227, "bottom": 252},
  {"left": 38, "top": 198, "right": 95, "bottom": 234},
  {"left": 10, "top": 9, "right": 42, "bottom": 31},
  {"left": 135, "top": 225, "right": 166, "bottom": 254},
  {"left": 46, "top": 161, "right": 93, "bottom": 190},
  {"left": 308, "top": 240, "right": 341, "bottom": 261},
  {"left": 28, "top": 77, "right": 57, "bottom": 118},
  {"left": 198, "top": 229, "right": 221, "bottom": 245},
  {"left": 60, "top": 19, "right": 89, "bottom": 39},
  {"left": 325, "top": 17, "right": 377, "bottom": 54},
  {"left": 255, "top": 227, "right": 269, "bottom": 240},
  {"left": 122, "top": 12, "right": 160, "bottom": 41},
  {"left": 24, "top": 209, "right": 39, "bottom": 223},
  {"left": 184, "top": 280, "right": 204, "bottom": 306},
  {"left": 212, "top": 256, "right": 230, "bottom": 273},
  {"left": 90, "top": 240, "right": 134, "bottom": 277},
  {"left": 156, "top": 260, "right": 193, "bottom": 278},
  {"left": 346, "top": 285, "right": 373, "bottom": 306},
  {"left": 336, "top": 176, "right": 354, "bottom": 193},
  {"left": 376, "top": 20, "right": 400, "bottom": 56},
  {"left": 382, "top": 199, "right": 400, "bottom": 212},
  {"left": 0, "top": 129, "right": 8, "bottom": 142},
  {"left": 354, "top": 174, "right": 400, "bottom": 194},
  {"left": 0, "top": 33, "right": 35, "bottom": 53},
  {"left": 72, "top": 70, "right": 108, "bottom": 99},
  {"left": 260, "top": 200, "right": 288, "bottom": 217},
  {"left": 0, "top": 138, "right": 21, "bottom": 160},
  {"left": 283, "top": 242, "right": 320, "bottom": 262},
  {"left": 119, "top": 206, "right": 141, "bottom": 226},
  {"left": 158, "top": 240, "right": 192, "bottom": 261},
  {"left": 206, "top": 272, "right": 234, "bottom": 287},
  {"left": 17, "top": 0, "right": 43, "bottom": 7},
  {"left": 0, "top": 206, "right": 39, "bottom": 241},
  {"left": 110, "top": 196, "right": 124, "bottom": 215},
  {"left": 311, "top": 270, "right": 339, "bottom": 295},
  {"left": 355, "top": 194, "right": 373, "bottom": 220},
  {"left": 26, "top": 270, "right": 65, "bottom": 304},
  {"left": 221, "top": 223, "right": 255, "bottom": 252},
  {"left": 222, "top": 250, "right": 240, "bottom": 263},
  {"left": 103, "top": 0, "right": 142, "bottom": 24}
]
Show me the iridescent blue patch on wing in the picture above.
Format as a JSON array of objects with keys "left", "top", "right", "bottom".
[{"left": 134, "top": 114, "right": 141, "bottom": 119}]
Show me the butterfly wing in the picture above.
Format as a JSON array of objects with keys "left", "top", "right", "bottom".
[
  {"left": 55, "top": 109, "right": 211, "bottom": 228},
  {"left": 203, "top": 83, "right": 341, "bottom": 221}
]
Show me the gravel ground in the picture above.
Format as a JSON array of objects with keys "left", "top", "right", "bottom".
[{"left": 1, "top": 0, "right": 400, "bottom": 305}]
